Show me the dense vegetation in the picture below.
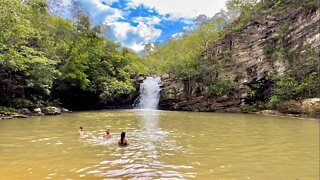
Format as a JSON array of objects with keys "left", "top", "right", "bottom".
[
  {"left": 144, "top": 0, "right": 320, "bottom": 111},
  {"left": 0, "top": 0, "right": 146, "bottom": 110},
  {"left": 0, "top": 0, "right": 318, "bottom": 114}
]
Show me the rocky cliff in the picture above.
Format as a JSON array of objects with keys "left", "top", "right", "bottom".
[{"left": 159, "top": 6, "right": 320, "bottom": 115}]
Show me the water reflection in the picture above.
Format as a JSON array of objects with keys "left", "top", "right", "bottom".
[
  {"left": 71, "top": 110, "right": 193, "bottom": 179},
  {"left": 93, "top": 110, "right": 191, "bottom": 179},
  {"left": 0, "top": 110, "right": 318, "bottom": 179}
]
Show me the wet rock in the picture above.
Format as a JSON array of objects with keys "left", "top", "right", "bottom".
[
  {"left": 161, "top": 73, "right": 170, "bottom": 79},
  {"left": 11, "top": 114, "right": 29, "bottom": 118},
  {"left": 19, "top": 108, "right": 31, "bottom": 115},
  {"left": 258, "top": 110, "right": 282, "bottom": 116},
  {"left": 32, "top": 108, "right": 44, "bottom": 116},
  {"left": 61, "top": 108, "right": 70, "bottom": 113},
  {"left": 42, "top": 107, "right": 61, "bottom": 115},
  {"left": 34, "top": 108, "right": 42, "bottom": 113},
  {"left": 0, "top": 116, "right": 13, "bottom": 120}
]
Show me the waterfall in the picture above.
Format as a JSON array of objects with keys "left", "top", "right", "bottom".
[{"left": 136, "top": 76, "right": 161, "bottom": 110}]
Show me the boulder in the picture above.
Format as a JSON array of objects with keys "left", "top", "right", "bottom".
[
  {"left": 19, "top": 108, "right": 31, "bottom": 115},
  {"left": 61, "top": 108, "right": 70, "bottom": 113},
  {"left": 161, "top": 73, "right": 170, "bottom": 79},
  {"left": 137, "top": 76, "right": 145, "bottom": 82},
  {"left": 32, "top": 108, "right": 44, "bottom": 116},
  {"left": 258, "top": 110, "right": 282, "bottom": 116},
  {"left": 277, "top": 98, "right": 320, "bottom": 116},
  {"left": 277, "top": 100, "right": 302, "bottom": 114},
  {"left": 42, "top": 107, "right": 61, "bottom": 115},
  {"left": 301, "top": 98, "right": 320, "bottom": 116},
  {"left": 33, "top": 108, "right": 42, "bottom": 113}
]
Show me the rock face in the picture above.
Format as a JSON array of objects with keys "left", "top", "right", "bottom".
[
  {"left": 200, "top": 7, "right": 319, "bottom": 85},
  {"left": 42, "top": 107, "right": 61, "bottom": 115},
  {"left": 159, "top": 75, "right": 241, "bottom": 112},
  {"left": 159, "top": 7, "right": 319, "bottom": 115}
]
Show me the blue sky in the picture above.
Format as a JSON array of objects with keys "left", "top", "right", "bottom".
[{"left": 62, "top": 0, "right": 227, "bottom": 52}]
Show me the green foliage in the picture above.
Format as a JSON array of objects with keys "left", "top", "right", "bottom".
[
  {"left": 269, "top": 73, "right": 320, "bottom": 106},
  {"left": 240, "top": 104, "right": 257, "bottom": 113},
  {"left": 0, "top": 107, "right": 17, "bottom": 116},
  {"left": 263, "top": 43, "right": 276, "bottom": 58},
  {"left": 0, "top": 0, "right": 146, "bottom": 109},
  {"left": 145, "top": 11, "right": 227, "bottom": 78},
  {"left": 240, "top": 102, "right": 265, "bottom": 113},
  {"left": 244, "top": 85, "right": 256, "bottom": 98},
  {"left": 209, "top": 83, "right": 233, "bottom": 96},
  {"left": 99, "top": 79, "right": 135, "bottom": 102}
]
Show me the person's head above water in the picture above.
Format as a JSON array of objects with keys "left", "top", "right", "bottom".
[
  {"left": 79, "top": 126, "right": 84, "bottom": 135},
  {"left": 106, "top": 129, "right": 110, "bottom": 134},
  {"left": 120, "top": 132, "right": 126, "bottom": 144}
]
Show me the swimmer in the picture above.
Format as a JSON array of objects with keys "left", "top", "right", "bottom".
[
  {"left": 103, "top": 129, "right": 112, "bottom": 140},
  {"left": 118, "top": 132, "right": 129, "bottom": 146},
  {"left": 79, "top": 126, "right": 84, "bottom": 136}
]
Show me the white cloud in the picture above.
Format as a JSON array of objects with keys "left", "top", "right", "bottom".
[
  {"left": 133, "top": 16, "right": 161, "bottom": 26},
  {"left": 130, "top": 0, "right": 227, "bottom": 18},
  {"left": 125, "top": 1, "right": 139, "bottom": 9},
  {"left": 170, "top": 32, "right": 183, "bottom": 40},
  {"left": 110, "top": 21, "right": 162, "bottom": 52},
  {"left": 84, "top": 0, "right": 123, "bottom": 23},
  {"left": 62, "top": 0, "right": 123, "bottom": 23},
  {"left": 60, "top": 0, "right": 229, "bottom": 52},
  {"left": 130, "top": 43, "right": 146, "bottom": 52}
]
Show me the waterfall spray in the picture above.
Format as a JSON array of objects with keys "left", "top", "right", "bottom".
[{"left": 136, "top": 76, "right": 161, "bottom": 110}]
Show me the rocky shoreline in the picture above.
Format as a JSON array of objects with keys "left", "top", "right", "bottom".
[
  {"left": 0, "top": 106, "right": 72, "bottom": 120},
  {"left": 1, "top": 105, "right": 318, "bottom": 120}
]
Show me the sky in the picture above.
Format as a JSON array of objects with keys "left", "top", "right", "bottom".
[{"left": 61, "top": 0, "right": 227, "bottom": 52}]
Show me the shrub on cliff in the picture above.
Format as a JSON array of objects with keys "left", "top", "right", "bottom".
[{"left": 208, "top": 83, "right": 233, "bottom": 97}]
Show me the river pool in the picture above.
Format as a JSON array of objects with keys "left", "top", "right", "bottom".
[{"left": 0, "top": 110, "right": 319, "bottom": 179}]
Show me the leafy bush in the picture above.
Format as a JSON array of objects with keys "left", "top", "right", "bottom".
[
  {"left": 263, "top": 43, "right": 276, "bottom": 58},
  {"left": 269, "top": 73, "right": 320, "bottom": 107},
  {"left": 240, "top": 104, "right": 257, "bottom": 113},
  {"left": 0, "top": 107, "right": 17, "bottom": 115},
  {"left": 208, "top": 83, "right": 233, "bottom": 96},
  {"left": 240, "top": 102, "right": 266, "bottom": 113}
]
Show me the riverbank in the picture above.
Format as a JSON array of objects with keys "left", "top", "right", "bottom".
[
  {"left": 0, "top": 106, "right": 72, "bottom": 120},
  {"left": 1, "top": 106, "right": 318, "bottom": 121}
]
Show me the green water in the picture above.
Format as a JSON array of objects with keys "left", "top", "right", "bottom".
[{"left": 0, "top": 110, "right": 319, "bottom": 179}]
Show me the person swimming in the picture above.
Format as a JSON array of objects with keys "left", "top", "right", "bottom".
[
  {"left": 103, "top": 129, "right": 112, "bottom": 140},
  {"left": 118, "top": 132, "right": 129, "bottom": 146},
  {"left": 79, "top": 126, "right": 84, "bottom": 136}
]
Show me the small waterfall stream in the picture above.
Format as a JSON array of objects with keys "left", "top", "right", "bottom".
[{"left": 135, "top": 76, "right": 161, "bottom": 110}]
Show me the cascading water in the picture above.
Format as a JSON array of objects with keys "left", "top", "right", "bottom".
[
  {"left": 134, "top": 77, "right": 168, "bottom": 164},
  {"left": 135, "top": 76, "right": 161, "bottom": 110}
]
